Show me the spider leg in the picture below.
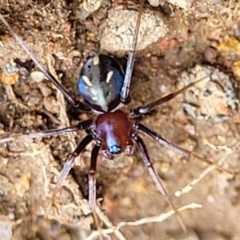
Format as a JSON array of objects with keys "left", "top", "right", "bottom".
[
  {"left": 0, "top": 14, "right": 88, "bottom": 110},
  {"left": 53, "top": 134, "right": 93, "bottom": 196},
  {"left": 130, "top": 78, "right": 206, "bottom": 118},
  {"left": 0, "top": 120, "right": 93, "bottom": 144},
  {"left": 88, "top": 144, "right": 101, "bottom": 209},
  {"left": 120, "top": 0, "right": 145, "bottom": 103},
  {"left": 132, "top": 133, "right": 186, "bottom": 232},
  {"left": 136, "top": 123, "right": 234, "bottom": 174}
]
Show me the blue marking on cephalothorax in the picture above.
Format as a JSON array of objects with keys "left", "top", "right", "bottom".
[{"left": 109, "top": 144, "right": 121, "bottom": 154}]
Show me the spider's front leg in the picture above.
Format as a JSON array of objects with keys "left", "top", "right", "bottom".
[{"left": 132, "top": 132, "right": 186, "bottom": 232}]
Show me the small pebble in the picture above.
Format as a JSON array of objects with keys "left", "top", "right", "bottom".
[{"left": 30, "top": 71, "right": 46, "bottom": 83}]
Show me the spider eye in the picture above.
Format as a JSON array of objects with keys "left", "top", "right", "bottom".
[{"left": 109, "top": 144, "right": 121, "bottom": 154}]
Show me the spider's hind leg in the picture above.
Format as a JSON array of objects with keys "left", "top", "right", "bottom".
[{"left": 130, "top": 78, "right": 207, "bottom": 118}]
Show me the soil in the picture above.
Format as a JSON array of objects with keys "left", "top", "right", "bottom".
[{"left": 0, "top": 0, "right": 240, "bottom": 240}]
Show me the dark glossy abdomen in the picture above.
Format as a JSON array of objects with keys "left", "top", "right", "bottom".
[{"left": 78, "top": 55, "right": 124, "bottom": 112}]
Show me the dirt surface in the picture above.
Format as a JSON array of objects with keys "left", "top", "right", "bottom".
[{"left": 0, "top": 0, "right": 240, "bottom": 240}]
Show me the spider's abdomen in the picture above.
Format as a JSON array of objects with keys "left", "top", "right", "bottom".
[
  {"left": 78, "top": 55, "right": 124, "bottom": 112},
  {"left": 95, "top": 110, "right": 134, "bottom": 158}
]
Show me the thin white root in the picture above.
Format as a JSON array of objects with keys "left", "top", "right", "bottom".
[{"left": 85, "top": 203, "right": 202, "bottom": 240}]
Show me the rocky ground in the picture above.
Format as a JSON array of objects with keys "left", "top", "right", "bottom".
[{"left": 0, "top": 0, "right": 240, "bottom": 239}]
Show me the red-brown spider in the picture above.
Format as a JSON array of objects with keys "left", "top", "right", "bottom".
[{"left": 0, "top": 0, "right": 231, "bottom": 231}]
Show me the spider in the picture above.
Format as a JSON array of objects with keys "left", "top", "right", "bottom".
[{"left": 0, "top": 0, "right": 230, "bottom": 230}]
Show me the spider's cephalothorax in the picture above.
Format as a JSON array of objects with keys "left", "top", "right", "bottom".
[{"left": 95, "top": 109, "right": 134, "bottom": 157}]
